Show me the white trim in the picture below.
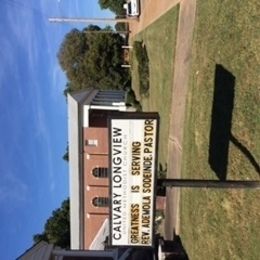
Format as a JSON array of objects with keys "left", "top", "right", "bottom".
[
  {"left": 83, "top": 105, "right": 90, "bottom": 127},
  {"left": 112, "top": 102, "right": 126, "bottom": 106},
  {"left": 68, "top": 94, "right": 80, "bottom": 250},
  {"left": 90, "top": 105, "right": 127, "bottom": 111}
]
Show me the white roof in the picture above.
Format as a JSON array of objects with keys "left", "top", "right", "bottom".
[
  {"left": 68, "top": 89, "right": 98, "bottom": 249},
  {"left": 68, "top": 94, "right": 81, "bottom": 249}
]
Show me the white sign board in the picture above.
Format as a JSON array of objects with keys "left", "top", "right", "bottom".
[{"left": 109, "top": 114, "right": 159, "bottom": 247}]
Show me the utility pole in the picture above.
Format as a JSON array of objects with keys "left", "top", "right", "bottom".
[{"left": 49, "top": 17, "right": 137, "bottom": 24}]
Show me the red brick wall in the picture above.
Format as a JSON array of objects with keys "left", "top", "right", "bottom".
[
  {"left": 83, "top": 126, "right": 110, "bottom": 249},
  {"left": 83, "top": 128, "right": 108, "bottom": 154},
  {"left": 84, "top": 186, "right": 109, "bottom": 214},
  {"left": 84, "top": 154, "right": 109, "bottom": 186}
]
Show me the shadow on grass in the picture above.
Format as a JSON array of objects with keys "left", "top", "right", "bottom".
[
  {"left": 208, "top": 64, "right": 235, "bottom": 180},
  {"left": 208, "top": 64, "right": 260, "bottom": 180},
  {"left": 230, "top": 134, "right": 260, "bottom": 175},
  {"left": 133, "top": 41, "right": 150, "bottom": 96},
  {"left": 159, "top": 163, "right": 168, "bottom": 178},
  {"left": 157, "top": 163, "right": 167, "bottom": 196},
  {"left": 161, "top": 232, "right": 189, "bottom": 260},
  {"left": 126, "top": 88, "right": 142, "bottom": 111}
]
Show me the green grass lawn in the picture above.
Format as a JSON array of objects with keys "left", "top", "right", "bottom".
[
  {"left": 181, "top": 1, "right": 260, "bottom": 259},
  {"left": 131, "top": 6, "right": 179, "bottom": 167}
]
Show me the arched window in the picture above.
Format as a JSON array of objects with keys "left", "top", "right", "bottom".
[
  {"left": 92, "top": 167, "right": 108, "bottom": 178},
  {"left": 92, "top": 197, "right": 109, "bottom": 207}
]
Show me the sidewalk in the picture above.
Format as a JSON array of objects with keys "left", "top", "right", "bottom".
[{"left": 164, "top": 0, "right": 197, "bottom": 239}]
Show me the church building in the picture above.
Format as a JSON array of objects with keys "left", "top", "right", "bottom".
[{"left": 68, "top": 88, "right": 129, "bottom": 250}]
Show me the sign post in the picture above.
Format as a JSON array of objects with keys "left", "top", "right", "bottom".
[
  {"left": 157, "top": 179, "right": 260, "bottom": 189},
  {"left": 109, "top": 113, "right": 159, "bottom": 248}
]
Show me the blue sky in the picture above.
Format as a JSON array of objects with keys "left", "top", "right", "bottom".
[{"left": 0, "top": 0, "right": 113, "bottom": 259}]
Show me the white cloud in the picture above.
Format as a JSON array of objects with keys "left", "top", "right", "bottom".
[
  {"left": 5, "top": 3, "right": 61, "bottom": 194},
  {"left": 0, "top": 172, "right": 28, "bottom": 206},
  {"left": 29, "top": 80, "right": 56, "bottom": 193},
  {"left": 49, "top": 62, "right": 67, "bottom": 99},
  {"left": 0, "top": 37, "right": 26, "bottom": 101},
  {"left": 1, "top": 0, "right": 69, "bottom": 197},
  {"left": 4, "top": 2, "right": 44, "bottom": 74}
]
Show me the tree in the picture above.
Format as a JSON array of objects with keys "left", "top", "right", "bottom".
[
  {"left": 63, "top": 145, "right": 69, "bottom": 162},
  {"left": 33, "top": 199, "right": 70, "bottom": 249},
  {"left": 58, "top": 25, "right": 130, "bottom": 93},
  {"left": 98, "top": 0, "right": 126, "bottom": 15}
]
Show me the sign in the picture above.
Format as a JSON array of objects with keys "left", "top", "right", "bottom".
[{"left": 109, "top": 113, "right": 159, "bottom": 247}]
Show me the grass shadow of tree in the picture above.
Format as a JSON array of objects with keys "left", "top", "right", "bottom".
[{"left": 230, "top": 134, "right": 260, "bottom": 175}]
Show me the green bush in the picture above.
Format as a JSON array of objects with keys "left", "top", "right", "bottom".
[
  {"left": 133, "top": 41, "right": 150, "bottom": 95},
  {"left": 126, "top": 88, "right": 142, "bottom": 111}
]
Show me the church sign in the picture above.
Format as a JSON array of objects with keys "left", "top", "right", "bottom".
[{"left": 108, "top": 113, "right": 159, "bottom": 247}]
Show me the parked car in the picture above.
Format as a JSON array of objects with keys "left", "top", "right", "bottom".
[{"left": 123, "top": 0, "right": 140, "bottom": 17}]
